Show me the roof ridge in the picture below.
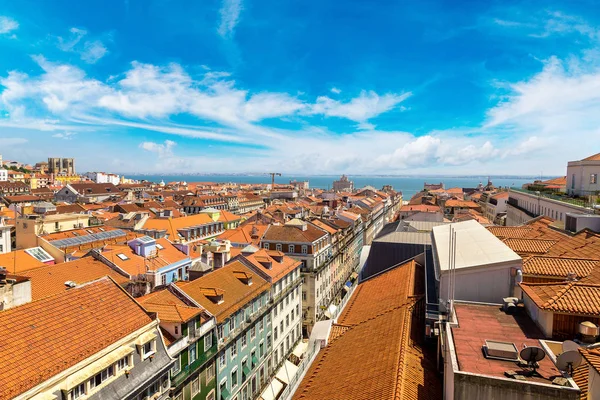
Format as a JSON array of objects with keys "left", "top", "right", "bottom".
[{"left": 543, "top": 281, "right": 576, "bottom": 308}]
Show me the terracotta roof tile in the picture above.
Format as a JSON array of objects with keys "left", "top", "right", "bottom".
[
  {"left": 175, "top": 261, "right": 269, "bottom": 323},
  {"left": 238, "top": 248, "right": 301, "bottom": 283},
  {"left": 0, "top": 278, "right": 152, "bottom": 399},
  {"left": 262, "top": 223, "right": 328, "bottom": 243},
  {"left": 521, "top": 281, "right": 600, "bottom": 315},
  {"left": 502, "top": 238, "right": 558, "bottom": 254},
  {"left": 138, "top": 289, "right": 205, "bottom": 323},
  {"left": 522, "top": 256, "right": 600, "bottom": 279},
  {"left": 293, "top": 261, "right": 441, "bottom": 400},
  {"left": 0, "top": 249, "right": 47, "bottom": 273},
  {"left": 580, "top": 348, "right": 600, "bottom": 375},
  {"left": 21, "top": 257, "right": 129, "bottom": 300}
]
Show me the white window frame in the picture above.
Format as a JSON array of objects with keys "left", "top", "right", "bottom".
[
  {"left": 301, "top": 245, "right": 307, "bottom": 254},
  {"left": 192, "top": 376, "right": 200, "bottom": 395},
  {"left": 142, "top": 339, "right": 156, "bottom": 360},
  {"left": 276, "top": 243, "right": 282, "bottom": 251},
  {"left": 204, "top": 331, "right": 213, "bottom": 351},
  {"left": 219, "top": 352, "right": 227, "bottom": 371},
  {"left": 289, "top": 244, "right": 295, "bottom": 253},
  {"left": 231, "top": 367, "right": 239, "bottom": 389},
  {"left": 189, "top": 343, "right": 197, "bottom": 363}
]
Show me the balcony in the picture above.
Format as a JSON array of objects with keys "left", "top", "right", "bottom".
[
  {"left": 218, "top": 303, "right": 271, "bottom": 351},
  {"left": 510, "top": 187, "right": 595, "bottom": 209},
  {"left": 171, "top": 343, "right": 218, "bottom": 388}
]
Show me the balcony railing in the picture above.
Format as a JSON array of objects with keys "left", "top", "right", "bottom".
[
  {"left": 510, "top": 187, "right": 594, "bottom": 209},
  {"left": 218, "top": 303, "right": 271, "bottom": 351},
  {"left": 171, "top": 344, "right": 218, "bottom": 388}
]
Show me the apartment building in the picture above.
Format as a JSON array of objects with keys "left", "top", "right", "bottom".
[
  {"left": 566, "top": 152, "right": 600, "bottom": 196},
  {"left": 140, "top": 213, "right": 226, "bottom": 245},
  {"left": 54, "top": 182, "right": 121, "bottom": 203},
  {"left": 172, "top": 261, "right": 273, "bottom": 400},
  {"left": 15, "top": 213, "right": 91, "bottom": 249},
  {"left": 138, "top": 289, "right": 218, "bottom": 400},
  {"left": 0, "top": 277, "right": 173, "bottom": 400}
]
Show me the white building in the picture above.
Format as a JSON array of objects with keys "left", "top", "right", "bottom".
[
  {"left": 0, "top": 217, "right": 11, "bottom": 254},
  {"left": 432, "top": 220, "right": 522, "bottom": 308},
  {"left": 0, "top": 169, "right": 7, "bottom": 182},
  {"left": 506, "top": 189, "right": 593, "bottom": 226},
  {"left": 566, "top": 152, "right": 600, "bottom": 196},
  {"left": 83, "top": 171, "right": 121, "bottom": 185}
]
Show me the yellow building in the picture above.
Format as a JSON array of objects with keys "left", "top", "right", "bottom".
[
  {"left": 15, "top": 213, "right": 91, "bottom": 249},
  {"left": 53, "top": 174, "right": 82, "bottom": 185}
]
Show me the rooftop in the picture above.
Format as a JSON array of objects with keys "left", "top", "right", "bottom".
[
  {"left": 451, "top": 302, "right": 560, "bottom": 383},
  {"left": 0, "top": 277, "right": 153, "bottom": 400},
  {"left": 138, "top": 288, "right": 207, "bottom": 324},
  {"left": 293, "top": 260, "right": 442, "bottom": 400},
  {"left": 20, "top": 257, "right": 129, "bottom": 300},
  {"left": 432, "top": 220, "right": 521, "bottom": 272},
  {"left": 520, "top": 281, "right": 600, "bottom": 315}
]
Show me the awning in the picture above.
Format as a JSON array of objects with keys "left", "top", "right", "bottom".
[
  {"left": 350, "top": 272, "right": 358, "bottom": 280},
  {"left": 259, "top": 378, "right": 284, "bottom": 400},
  {"left": 343, "top": 281, "right": 352, "bottom": 292},
  {"left": 292, "top": 341, "right": 308, "bottom": 358},
  {"left": 242, "top": 364, "right": 252, "bottom": 376},
  {"left": 221, "top": 386, "right": 231, "bottom": 400},
  {"left": 65, "top": 346, "right": 134, "bottom": 389},
  {"left": 252, "top": 355, "right": 259, "bottom": 367},
  {"left": 275, "top": 360, "right": 299, "bottom": 384},
  {"left": 135, "top": 331, "right": 157, "bottom": 346}
]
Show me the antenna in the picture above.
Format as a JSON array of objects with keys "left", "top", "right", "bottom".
[
  {"left": 556, "top": 350, "right": 582, "bottom": 375},
  {"left": 519, "top": 346, "right": 546, "bottom": 377}
]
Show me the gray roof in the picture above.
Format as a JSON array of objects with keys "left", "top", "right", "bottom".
[{"left": 374, "top": 220, "right": 447, "bottom": 245}]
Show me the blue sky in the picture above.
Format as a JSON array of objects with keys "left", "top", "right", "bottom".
[{"left": 1, "top": 0, "right": 599, "bottom": 175}]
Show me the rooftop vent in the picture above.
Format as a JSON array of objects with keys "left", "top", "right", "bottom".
[
  {"left": 483, "top": 340, "right": 519, "bottom": 361},
  {"left": 64, "top": 281, "right": 77, "bottom": 288}
]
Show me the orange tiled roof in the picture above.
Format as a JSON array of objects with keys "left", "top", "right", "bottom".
[
  {"left": 175, "top": 261, "right": 269, "bottom": 323},
  {"left": 487, "top": 226, "right": 534, "bottom": 239},
  {"left": 216, "top": 223, "right": 269, "bottom": 246},
  {"left": 580, "top": 348, "right": 600, "bottom": 375},
  {"left": 20, "top": 257, "right": 129, "bottom": 300},
  {"left": 520, "top": 281, "right": 600, "bottom": 315},
  {"left": 0, "top": 277, "right": 152, "bottom": 400},
  {"left": 239, "top": 248, "right": 301, "bottom": 283},
  {"left": 293, "top": 260, "right": 442, "bottom": 400},
  {"left": 502, "top": 238, "right": 558, "bottom": 254},
  {"left": 572, "top": 362, "right": 589, "bottom": 400},
  {"left": 142, "top": 213, "right": 216, "bottom": 240},
  {"left": 522, "top": 256, "right": 600, "bottom": 279},
  {"left": 138, "top": 289, "right": 205, "bottom": 323},
  {"left": 445, "top": 199, "right": 480, "bottom": 208},
  {"left": 582, "top": 153, "right": 600, "bottom": 161},
  {"left": 0, "top": 249, "right": 47, "bottom": 273}
]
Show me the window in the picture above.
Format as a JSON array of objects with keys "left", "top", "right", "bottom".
[
  {"left": 142, "top": 340, "right": 155, "bottom": 359},
  {"left": 286, "top": 315, "right": 290, "bottom": 328},
  {"left": 189, "top": 344, "right": 197, "bottom": 363},
  {"left": 204, "top": 332, "right": 213, "bottom": 350},
  {"left": 258, "top": 319, "right": 263, "bottom": 332},
  {"left": 276, "top": 243, "right": 282, "bottom": 251},
  {"left": 263, "top": 243, "right": 269, "bottom": 249},
  {"left": 267, "top": 334, "right": 272, "bottom": 348},
  {"left": 207, "top": 361, "right": 216, "bottom": 381},
  {"left": 207, "top": 389, "right": 216, "bottom": 400},
  {"left": 291, "top": 309, "right": 294, "bottom": 320},
  {"left": 70, "top": 383, "right": 86, "bottom": 400},
  {"left": 117, "top": 253, "right": 129, "bottom": 261},
  {"left": 230, "top": 316, "right": 236, "bottom": 331},
  {"left": 192, "top": 377, "right": 200, "bottom": 395},
  {"left": 220, "top": 381, "right": 228, "bottom": 399},
  {"left": 251, "top": 326, "right": 256, "bottom": 339},
  {"left": 274, "top": 326, "right": 278, "bottom": 341},
  {"left": 117, "top": 355, "right": 130, "bottom": 371},
  {"left": 90, "top": 365, "right": 114, "bottom": 389},
  {"left": 231, "top": 369, "right": 239, "bottom": 389},
  {"left": 161, "top": 274, "right": 166, "bottom": 286},
  {"left": 572, "top": 174, "right": 576, "bottom": 189},
  {"left": 218, "top": 324, "right": 224, "bottom": 340},
  {"left": 230, "top": 341, "right": 238, "bottom": 359},
  {"left": 289, "top": 244, "right": 295, "bottom": 253},
  {"left": 301, "top": 245, "right": 307, "bottom": 254},
  {"left": 274, "top": 305, "right": 278, "bottom": 317},
  {"left": 280, "top": 321, "right": 284, "bottom": 333},
  {"left": 171, "top": 355, "right": 181, "bottom": 375},
  {"left": 156, "top": 243, "right": 164, "bottom": 250},
  {"left": 175, "top": 394, "right": 183, "bottom": 400},
  {"left": 302, "top": 291, "right": 306, "bottom": 301},
  {"left": 219, "top": 352, "right": 227, "bottom": 370},
  {"left": 242, "top": 332, "right": 248, "bottom": 348},
  {"left": 592, "top": 174, "right": 598, "bottom": 184},
  {"left": 175, "top": 325, "right": 179, "bottom": 335},
  {"left": 259, "top": 341, "right": 264, "bottom": 358}
]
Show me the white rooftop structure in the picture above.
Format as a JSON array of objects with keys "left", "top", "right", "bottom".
[
  {"left": 432, "top": 220, "right": 523, "bottom": 306},
  {"left": 432, "top": 219, "right": 520, "bottom": 272}
]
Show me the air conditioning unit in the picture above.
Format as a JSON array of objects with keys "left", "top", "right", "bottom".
[{"left": 565, "top": 213, "right": 600, "bottom": 233}]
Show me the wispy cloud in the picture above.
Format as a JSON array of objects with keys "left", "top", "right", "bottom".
[
  {"left": 139, "top": 140, "right": 177, "bottom": 157},
  {"left": 330, "top": 87, "right": 341, "bottom": 94},
  {"left": 0, "top": 16, "right": 18, "bottom": 36},
  {"left": 311, "top": 90, "right": 411, "bottom": 123},
  {"left": 55, "top": 27, "right": 108, "bottom": 63},
  {"left": 217, "top": 0, "right": 243, "bottom": 38},
  {"left": 52, "top": 131, "right": 77, "bottom": 140}
]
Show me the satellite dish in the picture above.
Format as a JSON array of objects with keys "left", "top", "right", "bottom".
[
  {"left": 520, "top": 346, "right": 546, "bottom": 363},
  {"left": 562, "top": 340, "right": 581, "bottom": 353},
  {"left": 556, "top": 350, "right": 583, "bottom": 374}
]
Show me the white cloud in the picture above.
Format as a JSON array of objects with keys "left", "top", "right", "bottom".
[
  {"left": 52, "top": 131, "right": 77, "bottom": 140},
  {"left": 330, "top": 87, "right": 341, "bottom": 94},
  {"left": 0, "top": 137, "right": 27, "bottom": 146},
  {"left": 311, "top": 90, "right": 411, "bottom": 122},
  {"left": 56, "top": 27, "right": 108, "bottom": 63},
  {"left": 139, "top": 140, "right": 177, "bottom": 157},
  {"left": 217, "top": 0, "right": 243, "bottom": 38},
  {"left": 0, "top": 16, "right": 18, "bottom": 35}
]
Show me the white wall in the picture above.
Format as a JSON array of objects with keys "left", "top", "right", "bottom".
[
  {"left": 507, "top": 190, "right": 590, "bottom": 226},
  {"left": 523, "top": 290, "right": 553, "bottom": 337},
  {"left": 272, "top": 268, "right": 302, "bottom": 365},
  {"left": 440, "top": 263, "right": 520, "bottom": 305},
  {"left": 0, "top": 169, "right": 7, "bottom": 182},
  {"left": 0, "top": 225, "right": 11, "bottom": 254},
  {"left": 567, "top": 160, "right": 600, "bottom": 196}
]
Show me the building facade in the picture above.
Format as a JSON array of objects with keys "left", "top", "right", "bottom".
[
  {"left": 48, "top": 157, "right": 76, "bottom": 175},
  {"left": 332, "top": 175, "right": 354, "bottom": 192},
  {"left": 566, "top": 152, "right": 600, "bottom": 196}
]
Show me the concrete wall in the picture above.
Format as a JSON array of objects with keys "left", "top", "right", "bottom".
[
  {"left": 588, "top": 368, "right": 600, "bottom": 400},
  {"left": 507, "top": 190, "right": 590, "bottom": 226},
  {"left": 453, "top": 371, "right": 579, "bottom": 400},
  {"left": 440, "top": 263, "right": 520, "bottom": 305},
  {"left": 522, "top": 290, "right": 553, "bottom": 337},
  {"left": 567, "top": 160, "right": 600, "bottom": 196}
]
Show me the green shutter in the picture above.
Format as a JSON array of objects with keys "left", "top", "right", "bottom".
[{"left": 182, "top": 323, "right": 189, "bottom": 336}]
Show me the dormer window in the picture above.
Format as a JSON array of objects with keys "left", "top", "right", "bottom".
[
  {"left": 117, "top": 253, "right": 129, "bottom": 261},
  {"left": 233, "top": 271, "right": 253, "bottom": 286},
  {"left": 200, "top": 288, "right": 225, "bottom": 304}
]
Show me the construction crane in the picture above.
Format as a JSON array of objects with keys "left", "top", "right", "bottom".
[{"left": 269, "top": 172, "right": 281, "bottom": 189}]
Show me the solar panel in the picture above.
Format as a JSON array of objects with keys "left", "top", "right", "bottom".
[
  {"left": 50, "top": 229, "right": 126, "bottom": 248},
  {"left": 137, "top": 236, "right": 155, "bottom": 244}
]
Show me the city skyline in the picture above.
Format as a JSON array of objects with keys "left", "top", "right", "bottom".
[{"left": 1, "top": 0, "right": 600, "bottom": 175}]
